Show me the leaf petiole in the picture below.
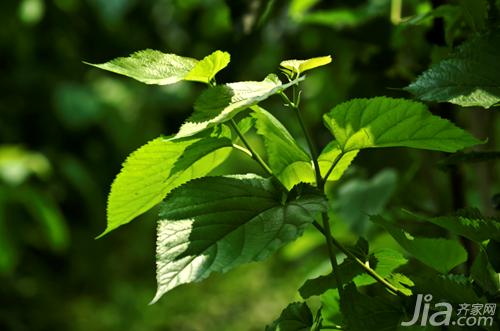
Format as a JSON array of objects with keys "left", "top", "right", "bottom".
[{"left": 229, "top": 118, "right": 274, "bottom": 177}]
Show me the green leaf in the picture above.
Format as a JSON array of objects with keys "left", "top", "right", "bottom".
[
  {"left": 299, "top": 248, "right": 408, "bottom": 298},
  {"left": 331, "top": 169, "right": 398, "bottom": 235},
  {"left": 323, "top": 97, "right": 481, "bottom": 153},
  {"left": 86, "top": 49, "right": 230, "bottom": 86},
  {"left": 251, "top": 106, "right": 314, "bottom": 189},
  {"left": 184, "top": 50, "right": 230, "bottom": 84},
  {"left": 413, "top": 274, "right": 482, "bottom": 304},
  {"left": 409, "top": 208, "right": 500, "bottom": 242},
  {"left": 353, "top": 249, "right": 409, "bottom": 287},
  {"left": 247, "top": 107, "right": 359, "bottom": 187},
  {"left": 102, "top": 134, "right": 232, "bottom": 236},
  {"left": 340, "top": 283, "right": 403, "bottom": 331},
  {"left": 175, "top": 75, "right": 302, "bottom": 138},
  {"left": 371, "top": 215, "right": 468, "bottom": 274},
  {"left": 280, "top": 55, "right": 332, "bottom": 76},
  {"left": 471, "top": 248, "right": 500, "bottom": 294},
  {"left": 299, "top": 259, "right": 364, "bottom": 299},
  {"left": 85, "top": 49, "right": 198, "bottom": 85},
  {"left": 386, "top": 273, "right": 414, "bottom": 296},
  {"left": 152, "top": 175, "right": 326, "bottom": 302},
  {"left": 317, "top": 141, "right": 358, "bottom": 181},
  {"left": 406, "top": 30, "right": 500, "bottom": 108},
  {"left": 320, "top": 290, "right": 342, "bottom": 327},
  {"left": 266, "top": 302, "right": 314, "bottom": 331}
]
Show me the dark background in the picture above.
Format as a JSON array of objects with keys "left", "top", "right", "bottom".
[{"left": 1, "top": 0, "right": 498, "bottom": 330}]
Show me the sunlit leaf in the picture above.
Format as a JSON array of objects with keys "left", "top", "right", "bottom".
[
  {"left": 323, "top": 97, "right": 481, "bottom": 153},
  {"left": 184, "top": 50, "right": 230, "bottom": 84},
  {"left": 152, "top": 175, "right": 326, "bottom": 302},
  {"left": 317, "top": 141, "right": 358, "bottom": 182},
  {"left": 85, "top": 50, "right": 198, "bottom": 85},
  {"left": 175, "top": 75, "right": 302, "bottom": 138},
  {"left": 280, "top": 56, "right": 332, "bottom": 76},
  {"left": 103, "top": 133, "right": 232, "bottom": 236}
]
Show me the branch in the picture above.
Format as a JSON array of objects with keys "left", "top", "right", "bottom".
[
  {"left": 313, "top": 221, "right": 410, "bottom": 297},
  {"left": 229, "top": 119, "right": 274, "bottom": 177}
]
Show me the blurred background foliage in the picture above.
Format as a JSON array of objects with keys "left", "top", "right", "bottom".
[{"left": 0, "top": 0, "right": 498, "bottom": 330}]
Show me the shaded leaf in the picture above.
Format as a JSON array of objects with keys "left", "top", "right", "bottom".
[
  {"left": 413, "top": 274, "right": 482, "bottom": 304},
  {"left": 408, "top": 208, "right": 500, "bottom": 242},
  {"left": 406, "top": 30, "right": 500, "bottom": 108},
  {"left": 251, "top": 106, "right": 314, "bottom": 189},
  {"left": 266, "top": 302, "right": 314, "bottom": 331},
  {"left": 471, "top": 248, "right": 500, "bottom": 295},
  {"left": 299, "top": 247, "right": 408, "bottom": 298},
  {"left": 371, "top": 215, "right": 468, "bottom": 274},
  {"left": 331, "top": 169, "right": 398, "bottom": 235},
  {"left": 340, "top": 283, "right": 403, "bottom": 331},
  {"left": 323, "top": 97, "right": 481, "bottom": 153},
  {"left": 320, "top": 290, "right": 343, "bottom": 327},
  {"left": 152, "top": 175, "right": 326, "bottom": 302}
]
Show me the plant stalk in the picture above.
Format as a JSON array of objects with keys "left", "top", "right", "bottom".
[
  {"left": 229, "top": 119, "right": 274, "bottom": 177},
  {"left": 286, "top": 87, "right": 407, "bottom": 297},
  {"left": 312, "top": 221, "right": 409, "bottom": 297},
  {"left": 322, "top": 152, "right": 343, "bottom": 185},
  {"left": 285, "top": 89, "right": 345, "bottom": 295}
]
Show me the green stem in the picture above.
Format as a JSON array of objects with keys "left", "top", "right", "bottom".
[
  {"left": 280, "top": 92, "right": 322, "bottom": 186},
  {"left": 285, "top": 90, "right": 344, "bottom": 295},
  {"left": 312, "top": 221, "right": 409, "bottom": 297},
  {"left": 286, "top": 88, "right": 406, "bottom": 297},
  {"left": 229, "top": 119, "right": 273, "bottom": 177},
  {"left": 322, "top": 152, "right": 343, "bottom": 185},
  {"left": 321, "top": 212, "right": 345, "bottom": 295},
  {"left": 390, "top": 0, "right": 402, "bottom": 24}
]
